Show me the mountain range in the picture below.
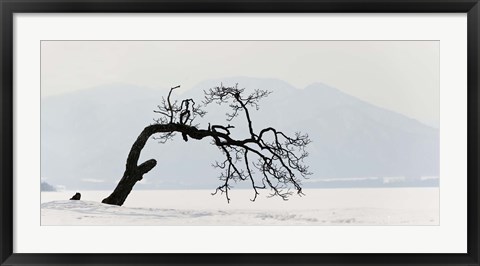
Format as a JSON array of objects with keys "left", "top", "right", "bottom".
[{"left": 41, "top": 77, "right": 439, "bottom": 191}]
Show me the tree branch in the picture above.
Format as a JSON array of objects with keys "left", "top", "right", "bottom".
[{"left": 104, "top": 83, "right": 311, "bottom": 206}]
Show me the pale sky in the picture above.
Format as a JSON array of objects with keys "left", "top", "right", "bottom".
[{"left": 41, "top": 41, "right": 439, "bottom": 126}]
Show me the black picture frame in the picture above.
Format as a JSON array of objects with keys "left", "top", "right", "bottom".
[{"left": 1, "top": 1, "right": 479, "bottom": 265}]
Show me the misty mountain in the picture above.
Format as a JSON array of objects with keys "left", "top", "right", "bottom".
[
  {"left": 41, "top": 181, "right": 57, "bottom": 192},
  {"left": 41, "top": 78, "right": 439, "bottom": 191}
]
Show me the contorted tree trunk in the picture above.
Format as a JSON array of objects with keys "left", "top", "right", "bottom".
[
  {"left": 102, "top": 85, "right": 312, "bottom": 206},
  {"left": 102, "top": 124, "right": 210, "bottom": 206},
  {"left": 100, "top": 126, "right": 157, "bottom": 206}
]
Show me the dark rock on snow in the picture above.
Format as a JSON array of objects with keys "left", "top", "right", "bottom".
[{"left": 70, "top": 192, "right": 81, "bottom": 200}]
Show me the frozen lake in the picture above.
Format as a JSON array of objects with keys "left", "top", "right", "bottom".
[{"left": 41, "top": 188, "right": 439, "bottom": 225}]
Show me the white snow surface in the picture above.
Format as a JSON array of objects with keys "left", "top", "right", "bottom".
[{"left": 41, "top": 188, "right": 439, "bottom": 225}]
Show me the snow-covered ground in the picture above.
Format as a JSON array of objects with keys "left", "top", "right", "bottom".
[{"left": 41, "top": 188, "right": 439, "bottom": 225}]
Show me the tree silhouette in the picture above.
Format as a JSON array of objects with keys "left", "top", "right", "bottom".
[{"left": 102, "top": 84, "right": 312, "bottom": 206}]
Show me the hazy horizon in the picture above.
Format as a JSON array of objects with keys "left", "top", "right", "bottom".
[{"left": 41, "top": 41, "right": 440, "bottom": 192}]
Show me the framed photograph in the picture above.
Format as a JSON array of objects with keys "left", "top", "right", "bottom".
[{"left": 1, "top": 0, "right": 479, "bottom": 265}]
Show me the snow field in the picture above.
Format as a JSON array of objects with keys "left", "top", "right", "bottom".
[{"left": 41, "top": 188, "right": 439, "bottom": 225}]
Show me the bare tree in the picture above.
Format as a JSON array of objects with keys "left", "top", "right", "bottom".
[{"left": 102, "top": 84, "right": 311, "bottom": 206}]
